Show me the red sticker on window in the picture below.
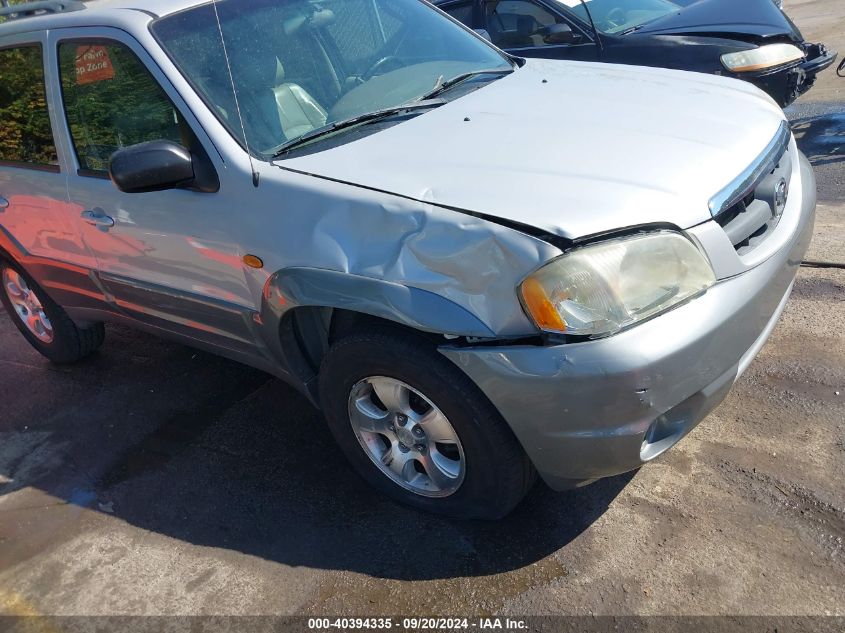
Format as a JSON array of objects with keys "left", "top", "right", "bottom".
[{"left": 75, "top": 46, "right": 116, "bottom": 85}]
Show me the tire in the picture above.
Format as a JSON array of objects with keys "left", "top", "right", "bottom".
[
  {"left": 0, "top": 258, "right": 105, "bottom": 364},
  {"left": 319, "top": 326, "right": 535, "bottom": 519}
]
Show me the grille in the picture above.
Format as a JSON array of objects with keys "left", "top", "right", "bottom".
[{"left": 709, "top": 122, "right": 792, "bottom": 256}]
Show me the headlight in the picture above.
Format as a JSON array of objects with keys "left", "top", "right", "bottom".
[
  {"left": 721, "top": 43, "right": 804, "bottom": 73},
  {"left": 519, "top": 232, "right": 715, "bottom": 338}
]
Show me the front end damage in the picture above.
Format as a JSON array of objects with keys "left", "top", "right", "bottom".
[
  {"left": 757, "top": 41, "right": 838, "bottom": 106},
  {"left": 440, "top": 152, "right": 817, "bottom": 490}
]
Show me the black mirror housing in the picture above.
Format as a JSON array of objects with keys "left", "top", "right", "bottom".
[
  {"left": 542, "top": 24, "right": 580, "bottom": 45},
  {"left": 109, "top": 140, "right": 197, "bottom": 194}
]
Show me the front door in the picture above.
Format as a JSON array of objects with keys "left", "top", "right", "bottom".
[
  {"left": 481, "top": 0, "right": 599, "bottom": 61},
  {"left": 48, "top": 28, "right": 259, "bottom": 356}
]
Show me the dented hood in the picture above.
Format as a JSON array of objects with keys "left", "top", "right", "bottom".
[
  {"left": 635, "top": 0, "right": 803, "bottom": 40},
  {"left": 281, "top": 59, "right": 787, "bottom": 240}
]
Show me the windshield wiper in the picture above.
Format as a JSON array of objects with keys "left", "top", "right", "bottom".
[
  {"left": 418, "top": 67, "right": 514, "bottom": 102},
  {"left": 271, "top": 99, "right": 446, "bottom": 158},
  {"left": 617, "top": 24, "right": 646, "bottom": 35}
]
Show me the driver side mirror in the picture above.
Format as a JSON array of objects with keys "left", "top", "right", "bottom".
[
  {"left": 109, "top": 140, "right": 218, "bottom": 194},
  {"left": 541, "top": 23, "right": 581, "bottom": 45}
]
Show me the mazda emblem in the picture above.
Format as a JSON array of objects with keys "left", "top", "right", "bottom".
[{"left": 774, "top": 178, "right": 789, "bottom": 215}]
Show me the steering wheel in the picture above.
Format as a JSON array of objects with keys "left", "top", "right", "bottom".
[
  {"left": 606, "top": 7, "right": 627, "bottom": 28},
  {"left": 361, "top": 55, "right": 403, "bottom": 81}
]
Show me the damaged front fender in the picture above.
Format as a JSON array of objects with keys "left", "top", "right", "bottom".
[
  {"left": 244, "top": 166, "right": 562, "bottom": 344},
  {"left": 262, "top": 267, "right": 496, "bottom": 338}
]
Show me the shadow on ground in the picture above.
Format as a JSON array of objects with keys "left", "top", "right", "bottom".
[
  {"left": 787, "top": 101, "right": 844, "bottom": 202},
  {"left": 792, "top": 108, "right": 845, "bottom": 168},
  {"left": 0, "top": 322, "right": 632, "bottom": 581}
]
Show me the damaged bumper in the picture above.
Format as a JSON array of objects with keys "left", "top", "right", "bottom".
[
  {"left": 440, "top": 156, "right": 816, "bottom": 491},
  {"left": 742, "top": 42, "right": 837, "bottom": 106},
  {"left": 771, "top": 42, "right": 837, "bottom": 105},
  {"left": 796, "top": 42, "right": 839, "bottom": 98},
  {"left": 801, "top": 42, "right": 838, "bottom": 75}
]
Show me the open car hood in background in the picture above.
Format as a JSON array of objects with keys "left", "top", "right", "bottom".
[{"left": 635, "top": 0, "right": 803, "bottom": 41}]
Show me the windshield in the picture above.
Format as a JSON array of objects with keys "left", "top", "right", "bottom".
[
  {"left": 152, "top": 0, "right": 512, "bottom": 157},
  {"left": 553, "top": 0, "right": 679, "bottom": 34}
]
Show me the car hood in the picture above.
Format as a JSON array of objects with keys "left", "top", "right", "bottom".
[
  {"left": 280, "top": 59, "right": 787, "bottom": 240},
  {"left": 634, "top": 0, "right": 802, "bottom": 41}
]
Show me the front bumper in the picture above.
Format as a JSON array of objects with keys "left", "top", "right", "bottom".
[{"left": 440, "top": 155, "right": 817, "bottom": 491}]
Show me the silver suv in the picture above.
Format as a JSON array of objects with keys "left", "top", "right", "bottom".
[{"left": 0, "top": 0, "right": 816, "bottom": 518}]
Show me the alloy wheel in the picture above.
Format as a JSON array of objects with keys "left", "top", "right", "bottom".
[
  {"left": 348, "top": 376, "right": 466, "bottom": 497},
  {"left": 2, "top": 267, "right": 54, "bottom": 343}
]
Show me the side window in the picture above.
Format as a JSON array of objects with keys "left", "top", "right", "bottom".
[
  {"left": 58, "top": 41, "right": 184, "bottom": 173},
  {"left": 443, "top": 2, "right": 475, "bottom": 28},
  {"left": 483, "top": 0, "right": 565, "bottom": 48},
  {"left": 0, "top": 45, "right": 59, "bottom": 168}
]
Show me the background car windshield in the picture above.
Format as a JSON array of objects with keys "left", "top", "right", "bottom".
[
  {"left": 153, "top": 0, "right": 511, "bottom": 157},
  {"left": 555, "top": 0, "right": 678, "bottom": 34}
]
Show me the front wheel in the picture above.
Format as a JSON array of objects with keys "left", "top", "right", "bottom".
[
  {"left": 0, "top": 259, "right": 105, "bottom": 364},
  {"left": 319, "top": 327, "right": 535, "bottom": 519}
]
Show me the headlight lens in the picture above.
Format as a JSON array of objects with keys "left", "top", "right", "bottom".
[
  {"left": 519, "top": 232, "right": 716, "bottom": 338},
  {"left": 721, "top": 43, "right": 804, "bottom": 73}
]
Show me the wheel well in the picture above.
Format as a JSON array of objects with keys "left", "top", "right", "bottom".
[
  {"left": 0, "top": 245, "right": 13, "bottom": 265},
  {"left": 279, "top": 307, "right": 445, "bottom": 384}
]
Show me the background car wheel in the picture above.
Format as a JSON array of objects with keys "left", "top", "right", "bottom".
[
  {"left": 319, "top": 326, "right": 535, "bottom": 519},
  {"left": 0, "top": 258, "right": 105, "bottom": 364}
]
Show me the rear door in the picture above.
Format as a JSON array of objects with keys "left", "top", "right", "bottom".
[
  {"left": 48, "top": 27, "right": 260, "bottom": 356},
  {"left": 0, "top": 33, "right": 102, "bottom": 310}
]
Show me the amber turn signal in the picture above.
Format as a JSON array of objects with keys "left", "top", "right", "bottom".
[{"left": 520, "top": 277, "right": 566, "bottom": 332}]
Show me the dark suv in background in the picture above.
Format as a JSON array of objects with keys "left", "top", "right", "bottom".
[{"left": 435, "top": 0, "right": 837, "bottom": 106}]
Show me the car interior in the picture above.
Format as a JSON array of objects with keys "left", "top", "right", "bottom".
[
  {"left": 561, "top": 0, "right": 679, "bottom": 34},
  {"left": 484, "top": 1, "right": 564, "bottom": 48}
]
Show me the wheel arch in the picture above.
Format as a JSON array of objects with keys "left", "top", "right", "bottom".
[{"left": 260, "top": 267, "right": 496, "bottom": 404}]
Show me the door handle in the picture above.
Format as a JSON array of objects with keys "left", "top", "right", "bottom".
[
  {"left": 0, "top": 197, "right": 8, "bottom": 212},
  {"left": 81, "top": 209, "right": 115, "bottom": 230}
]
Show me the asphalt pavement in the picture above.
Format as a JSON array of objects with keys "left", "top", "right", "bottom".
[{"left": 789, "top": 101, "right": 845, "bottom": 204}]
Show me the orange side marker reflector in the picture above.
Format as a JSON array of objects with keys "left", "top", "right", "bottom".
[{"left": 243, "top": 254, "right": 264, "bottom": 269}]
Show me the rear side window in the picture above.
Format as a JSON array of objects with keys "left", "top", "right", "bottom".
[
  {"left": 0, "top": 45, "right": 59, "bottom": 168},
  {"left": 58, "top": 41, "right": 184, "bottom": 173}
]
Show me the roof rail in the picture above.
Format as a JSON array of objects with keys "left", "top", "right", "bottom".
[{"left": 0, "top": 1, "right": 86, "bottom": 21}]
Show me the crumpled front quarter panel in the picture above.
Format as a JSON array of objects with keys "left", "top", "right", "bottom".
[{"left": 246, "top": 166, "right": 561, "bottom": 337}]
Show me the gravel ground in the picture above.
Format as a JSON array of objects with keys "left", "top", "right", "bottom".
[
  {"left": 0, "top": 0, "right": 843, "bottom": 620},
  {"left": 787, "top": 0, "right": 845, "bottom": 105}
]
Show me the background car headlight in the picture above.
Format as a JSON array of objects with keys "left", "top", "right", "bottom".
[
  {"left": 721, "top": 43, "right": 805, "bottom": 73},
  {"left": 519, "top": 232, "right": 716, "bottom": 338}
]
